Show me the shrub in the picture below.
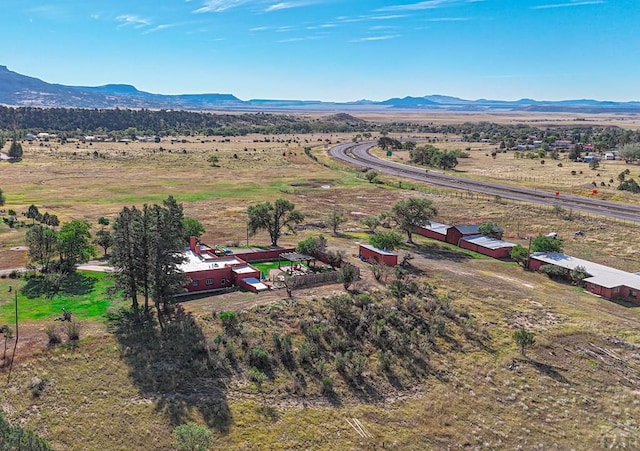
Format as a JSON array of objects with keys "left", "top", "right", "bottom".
[
  {"left": 539, "top": 264, "right": 569, "bottom": 280},
  {"left": 377, "top": 350, "right": 392, "bottom": 373},
  {"left": 44, "top": 325, "right": 61, "bottom": 346},
  {"left": 0, "top": 411, "right": 51, "bottom": 450},
  {"left": 29, "top": 377, "right": 47, "bottom": 398},
  {"left": 272, "top": 333, "right": 295, "bottom": 368},
  {"left": 247, "top": 345, "right": 270, "bottom": 372},
  {"left": 173, "top": 422, "right": 213, "bottom": 451},
  {"left": 320, "top": 376, "right": 334, "bottom": 394},
  {"left": 64, "top": 322, "right": 82, "bottom": 341},
  {"left": 218, "top": 311, "right": 239, "bottom": 335}
]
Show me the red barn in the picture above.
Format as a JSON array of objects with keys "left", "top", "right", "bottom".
[
  {"left": 414, "top": 221, "right": 450, "bottom": 242},
  {"left": 459, "top": 234, "right": 516, "bottom": 259},
  {"left": 359, "top": 244, "right": 398, "bottom": 267},
  {"left": 445, "top": 224, "right": 481, "bottom": 245}
]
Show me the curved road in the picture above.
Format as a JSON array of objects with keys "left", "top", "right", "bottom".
[{"left": 329, "top": 141, "right": 640, "bottom": 223}]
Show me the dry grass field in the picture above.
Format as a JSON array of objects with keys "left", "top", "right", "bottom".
[{"left": 2, "top": 113, "right": 640, "bottom": 449}]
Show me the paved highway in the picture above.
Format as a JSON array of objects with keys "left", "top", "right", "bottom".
[{"left": 329, "top": 141, "right": 640, "bottom": 223}]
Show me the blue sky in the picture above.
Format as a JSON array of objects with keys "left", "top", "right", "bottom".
[{"left": 0, "top": 0, "right": 637, "bottom": 102}]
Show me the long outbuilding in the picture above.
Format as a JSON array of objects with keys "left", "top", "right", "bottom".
[{"left": 529, "top": 252, "right": 640, "bottom": 304}]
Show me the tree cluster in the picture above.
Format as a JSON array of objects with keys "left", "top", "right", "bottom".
[
  {"left": 409, "top": 145, "right": 459, "bottom": 170},
  {"left": 26, "top": 219, "right": 95, "bottom": 276},
  {"left": 25, "top": 204, "right": 59, "bottom": 227},
  {"left": 111, "top": 196, "right": 187, "bottom": 316},
  {"left": 0, "top": 106, "right": 372, "bottom": 137}
]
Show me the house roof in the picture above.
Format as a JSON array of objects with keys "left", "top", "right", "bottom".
[
  {"left": 531, "top": 252, "right": 640, "bottom": 290},
  {"left": 360, "top": 244, "right": 397, "bottom": 256},
  {"left": 461, "top": 234, "right": 516, "bottom": 250},
  {"left": 179, "top": 250, "right": 246, "bottom": 273},
  {"left": 418, "top": 221, "right": 451, "bottom": 235},
  {"left": 241, "top": 277, "right": 269, "bottom": 292},
  {"left": 232, "top": 265, "right": 258, "bottom": 275},
  {"left": 452, "top": 224, "right": 481, "bottom": 235}
]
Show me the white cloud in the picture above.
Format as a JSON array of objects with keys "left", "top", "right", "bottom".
[
  {"left": 351, "top": 34, "right": 401, "bottom": 42},
  {"left": 378, "top": 0, "right": 483, "bottom": 12},
  {"left": 531, "top": 0, "right": 604, "bottom": 9},
  {"left": 142, "top": 24, "right": 176, "bottom": 34},
  {"left": 116, "top": 14, "right": 151, "bottom": 28},
  {"left": 335, "top": 14, "right": 407, "bottom": 24},
  {"left": 425, "top": 16, "right": 469, "bottom": 21},
  {"left": 266, "top": 2, "right": 305, "bottom": 12},
  {"left": 194, "top": 0, "right": 252, "bottom": 13}
]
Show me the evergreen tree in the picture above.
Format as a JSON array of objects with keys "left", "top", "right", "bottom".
[
  {"left": 112, "top": 198, "right": 186, "bottom": 316},
  {"left": 112, "top": 206, "right": 142, "bottom": 311},
  {"left": 7, "top": 140, "right": 23, "bottom": 160},
  {"left": 150, "top": 197, "right": 187, "bottom": 314}
]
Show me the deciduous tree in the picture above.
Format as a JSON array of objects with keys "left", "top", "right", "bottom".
[
  {"left": 369, "top": 231, "right": 403, "bottom": 251},
  {"left": 26, "top": 224, "right": 59, "bottom": 273},
  {"left": 325, "top": 210, "right": 346, "bottom": 235},
  {"left": 182, "top": 217, "right": 206, "bottom": 243},
  {"left": 510, "top": 244, "right": 529, "bottom": 268},
  {"left": 390, "top": 198, "right": 437, "bottom": 243},
  {"left": 360, "top": 215, "right": 381, "bottom": 233},
  {"left": 530, "top": 235, "right": 563, "bottom": 253},
  {"left": 296, "top": 235, "right": 327, "bottom": 257},
  {"left": 478, "top": 222, "right": 504, "bottom": 239},
  {"left": 247, "top": 199, "right": 304, "bottom": 246},
  {"left": 58, "top": 219, "right": 96, "bottom": 272}
]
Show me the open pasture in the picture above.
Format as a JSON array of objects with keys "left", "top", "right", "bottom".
[
  {"left": 3, "top": 115, "right": 640, "bottom": 449},
  {"left": 3, "top": 125, "right": 640, "bottom": 272}
]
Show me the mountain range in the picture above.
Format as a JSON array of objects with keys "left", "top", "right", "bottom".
[{"left": 1, "top": 65, "right": 639, "bottom": 113}]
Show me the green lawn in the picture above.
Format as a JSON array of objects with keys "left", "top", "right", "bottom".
[
  {"left": 0, "top": 271, "right": 125, "bottom": 323},
  {"left": 251, "top": 261, "right": 286, "bottom": 277}
]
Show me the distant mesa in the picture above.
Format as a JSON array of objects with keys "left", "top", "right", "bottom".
[{"left": 0, "top": 65, "right": 639, "bottom": 113}]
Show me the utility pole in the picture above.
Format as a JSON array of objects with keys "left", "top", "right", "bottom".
[{"left": 7, "top": 286, "right": 18, "bottom": 384}]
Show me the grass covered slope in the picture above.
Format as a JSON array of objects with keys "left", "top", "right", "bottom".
[{"left": 3, "top": 253, "right": 640, "bottom": 449}]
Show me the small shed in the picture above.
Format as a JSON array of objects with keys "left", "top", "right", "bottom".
[
  {"left": 459, "top": 234, "right": 516, "bottom": 259},
  {"left": 446, "top": 224, "right": 481, "bottom": 245},
  {"left": 414, "top": 221, "right": 450, "bottom": 242},
  {"left": 359, "top": 244, "right": 398, "bottom": 267}
]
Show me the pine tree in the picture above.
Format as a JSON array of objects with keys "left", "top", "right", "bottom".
[
  {"left": 7, "top": 140, "right": 23, "bottom": 160},
  {"left": 112, "top": 198, "right": 186, "bottom": 317}
]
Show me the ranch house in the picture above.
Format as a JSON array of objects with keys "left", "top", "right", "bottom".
[{"left": 180, "top": 237, "right": 268, "bottom": 293}]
